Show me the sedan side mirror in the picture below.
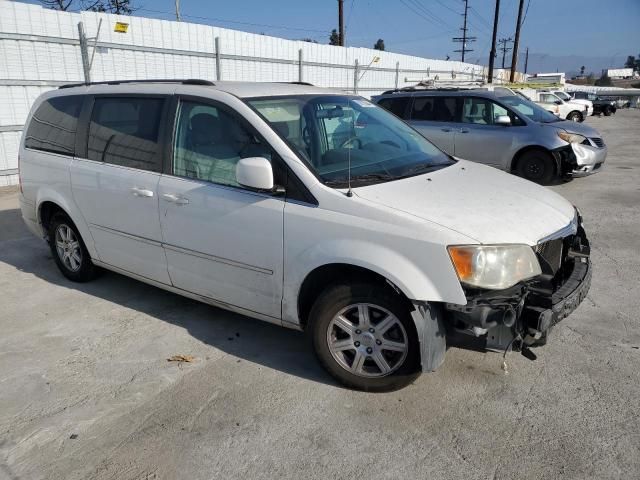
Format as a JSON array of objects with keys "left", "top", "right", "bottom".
[
  {"left": 495, "top": 115, "right": 511, "bottom": 126},
  {"left": 236, "top": 157, "right": 274, "bottom": 191}
]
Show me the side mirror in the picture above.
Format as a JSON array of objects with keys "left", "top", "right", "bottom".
[
  {"left": 554, "top": 100, "right": 563, "bottom": 105},
  {"left": 495, "top": 115, "right": 511, "bottom": 126},
  {"left": 236, "top": 157, "right": 274, "bottom": 191}
]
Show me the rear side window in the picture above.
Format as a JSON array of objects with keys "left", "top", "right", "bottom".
[
  {"left": 24, "top": 96, "right": 83, "bottom": 156},
  {"left": 87, "top": 97, "right": 164, "bottom": 172},
  {"left": 411, "top": 96, "right": 461, "bottom": 122},
  {"left": 376, "top": 97, "right": 410, "bottom": 119}
]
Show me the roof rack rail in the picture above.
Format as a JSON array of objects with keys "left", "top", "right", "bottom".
[
  {"left": 276, "top": 81, "right": 314, "bottom": 86},
  {"left": 59, "top": 79, "right": 215, "bottom": 89}
]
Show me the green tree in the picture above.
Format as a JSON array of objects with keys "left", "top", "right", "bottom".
[
  {"left": 373, "top": 39, "right": 385, "bottom": 51},
  {"left": 595, "top": 73, "right": 612, "bottom": 86},
  {"left": 329, "top": 29, "right": 340, "bottom": 46},
  {"left": 625, "top": 55, "right": 636, "bottom": 69},
  {"left": 580, "top": 65, "right": 585, "bottom": 75}
]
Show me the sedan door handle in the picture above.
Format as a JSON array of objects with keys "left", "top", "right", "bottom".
[
  {"left": 441, "top": 128, "right": 452, "bottom": 132},
  {"left": 458, "top": 128, "right": 469, "bottom": 133},
  {"left": 130, "top": 187, "right": 154, "bottom": 198},
  {"left": 162, "top": 193, "right": 189, "bottom": 205}
]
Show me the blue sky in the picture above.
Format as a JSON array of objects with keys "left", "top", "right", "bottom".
[{"left": 18, "top": 0, "right": 640, "bottom": 73}]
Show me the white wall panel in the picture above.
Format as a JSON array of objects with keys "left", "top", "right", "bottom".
[{"left": 0, "top": 0, "right": 487, "bottom": 184}]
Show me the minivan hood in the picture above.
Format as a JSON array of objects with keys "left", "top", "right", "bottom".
[
  {"left": 545, "top": 119, "right": 601, "bottom": 138},
  {"left": 354, "top": 160, "right": 575, "bottom": 245}
]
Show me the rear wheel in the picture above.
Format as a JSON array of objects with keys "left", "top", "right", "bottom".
[
  {"left": 308, "top": 282, "right": 421, "bottom": 392},
  {"left": 567, "top": 111, "right": 582, "bottom": 122},
  {"left": 515, "top": 150, "right": 556, "bottom": 184},
  {"left": 603, "top": 106, "right": 612, "bottom": 116},
  {"left": 48, "top": 213, "right": 99, "bottom": 282}
]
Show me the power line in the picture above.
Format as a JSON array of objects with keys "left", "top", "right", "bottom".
[
  {"left": 398, "top": 0, "right": 442, "bottom": 28},
  {"left": 136, "top": 7, "right": 332, "bottom": 35},
  {"left": 408, "top": 0, "right": 453, "bottom": 27}
]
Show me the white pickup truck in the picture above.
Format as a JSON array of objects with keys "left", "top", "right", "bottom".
[
  {"left": 551, "top": 90, "right": 593, "bottom": 118},
  {"left": 529, "top": 91, "right": 590, "bottom": 122}
]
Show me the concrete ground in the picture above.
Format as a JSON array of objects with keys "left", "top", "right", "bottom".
[{"left": 1, "top": 111, "right": 639, "bottom": 480}]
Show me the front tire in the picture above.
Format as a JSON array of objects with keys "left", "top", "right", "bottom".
[
  {"left": 603, "top": 106, "right": 612, "bottom": 116},
  {"left": 308, "top": 283, "right": 421, "bottom": 392},
  {"left": 515, "top": 150, "right": 556, "bottom": 184},
  {"left": 48, "top": 213, "right": 99, "bottom": 282},
  {"left": 567, "top": 111, "right": 582, "bottom": 122}
]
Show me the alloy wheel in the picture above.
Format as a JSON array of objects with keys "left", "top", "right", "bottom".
[
  {"left": 326, "top": 303, "right": 408, "bottom": 378},
  {"left": 55, "top": 224, "right": 82, "bottom": 272}
]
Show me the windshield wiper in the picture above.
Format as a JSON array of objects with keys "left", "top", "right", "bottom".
[
  {"left": 324, "top": 172, "right": 393, "bottom": 187},
  {"left": 398, "top": 162, "right": 452, "bottom": 178}
]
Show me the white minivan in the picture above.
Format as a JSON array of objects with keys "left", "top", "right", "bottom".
[{"left": 19, "top": 80, "right": 592, "bottom": 391}]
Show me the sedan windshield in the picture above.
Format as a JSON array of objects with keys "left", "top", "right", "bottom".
[
  {"left": 247, "top": 95, "right": 453, "bottom": 187},
  {"left": 501, "top": 95, "right": 561, "bottom": 123}
]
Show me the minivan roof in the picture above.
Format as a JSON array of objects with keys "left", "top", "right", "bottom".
[{"left": 54, "top": 80, "right": 340, "bottom": 98}]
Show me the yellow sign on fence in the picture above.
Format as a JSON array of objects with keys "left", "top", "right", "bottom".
[{"left": 114, "top": 22, "right": 129, "bottom": 33}]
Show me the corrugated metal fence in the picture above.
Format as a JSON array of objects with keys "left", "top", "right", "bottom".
[{"left": 0, "top": 0, "right": 487, "bottom": 186}]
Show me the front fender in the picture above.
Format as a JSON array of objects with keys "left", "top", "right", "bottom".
[{"left": 282, "top": 238, "right": 467, "bottom": 325}]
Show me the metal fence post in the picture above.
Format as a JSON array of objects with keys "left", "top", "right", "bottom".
[
  {"left": 77, "top": 22, "right": 91, "bottom": 83},
  {"left": 215, "top": 37, "right": 222, "bottom": 81},
  {"left": 395, "top": 61, "right": 399, "bottom": 89},
  {"left": 298, "top": 49, "right": 303, "bottom": 83},
  {"left": 353, "top": 59, "right": 359, "bottom": 94}
]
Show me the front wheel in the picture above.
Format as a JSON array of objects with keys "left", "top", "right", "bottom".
[
  {"left": 567, "top": 111, "right": 583, "bottom": 122},
  {"left": 603, "top": 106, "right": 612, "bottom": 116},
  {"left": 515, "top": 150, "right": 556, "bottom": 184},
  {"left": 308, "top": 283, "right": 421, "bottom": 392}
]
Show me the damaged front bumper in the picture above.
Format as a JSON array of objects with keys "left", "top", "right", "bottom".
[{"left": 444, "top": 216, "right": 591, "bottom": 355}]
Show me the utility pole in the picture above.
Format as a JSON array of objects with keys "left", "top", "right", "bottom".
[
  {"left": 498, "top": 37, "right": 512, "bottom": 69},
  {"left": 510, "top": 0, "right": 525, "bottom": 82},
  {"left": 487, "top": 0, "right": 500, "bottom": 83},
  {"left": 452, "top": 0, "right": 476, "bottom": 62},
  {"left": 175, "top": 0, "right": 181, "bottom": 21},
  {"left": 524, "top": 47, "right": 529, "bottom": 74},
  {"left": 338, "top": 0, "right": 345, "bottom": 46}
]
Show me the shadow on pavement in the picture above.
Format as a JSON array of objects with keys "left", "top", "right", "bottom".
[{"left": 0, "top": 207, "right": 335, "bottom": 388}]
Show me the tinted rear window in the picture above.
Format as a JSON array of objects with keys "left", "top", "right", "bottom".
[
  {"left": 411, "top": 96, "right": 461, "bottom": 122},
  {"left": 24, "top": 96, "right": 83, "bottom": 156},
  {"left": 87, "top": 97, "right": 164, "bottom": 172},
  {"left": 376, "top": 97, "right": 410, "bottom": 119}
]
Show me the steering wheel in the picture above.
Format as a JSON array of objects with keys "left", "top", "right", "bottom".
[{"left": 340, "top": 137, "right": 363, "bottom": 149}]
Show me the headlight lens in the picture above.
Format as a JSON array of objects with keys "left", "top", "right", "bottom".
[
  {"left": 557, "top": 131, "right": 587, "bottom": 144},
  {"left": 448, "top": 244, "right": 542, "bottom": 290}
]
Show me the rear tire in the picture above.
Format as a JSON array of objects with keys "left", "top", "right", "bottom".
[
  {"left": 603, "top": 106, "right": 612, "bottom": 116},
  {"left": 515, "top": 150, "right": 556, "bottom": 184},
  {"left": 567, "top": 111, "right": 582, "bottom": 122},
  {"left": 308, "top": 282, "right": 421, "bottom": 392},
  {"left": 48, "top": 213, "right": 99, "bottom": 282}
]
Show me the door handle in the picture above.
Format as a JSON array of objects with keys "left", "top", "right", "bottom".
[
  {"left": 131, "top": 187, "right": 154, "bottom": 198},
  {"left": 459, "top": 128, "right": 469, "bottom": 133},
  {"left": 441, "top": 128, "right": 452, "bottom": 132},
  {"left": 162, "top": 193, "right": 189, "bottom": 205}
]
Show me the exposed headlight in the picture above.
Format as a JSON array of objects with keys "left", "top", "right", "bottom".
[
  {"left": 447, "top": 244, "right": 542, "bottom": 290},
  {"left": 557, "top": 131, "right": 586, "bottom": 144}
]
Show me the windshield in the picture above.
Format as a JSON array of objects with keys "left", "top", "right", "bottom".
[
  {"left": 247, "top": 95, "right": 453, "bottom": 187},
  {"left": 501, "top": 95, "right": 561, "bottom": 123},
  {"left": 555, "top": 91, "right": 571, "bottom": 101}
]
